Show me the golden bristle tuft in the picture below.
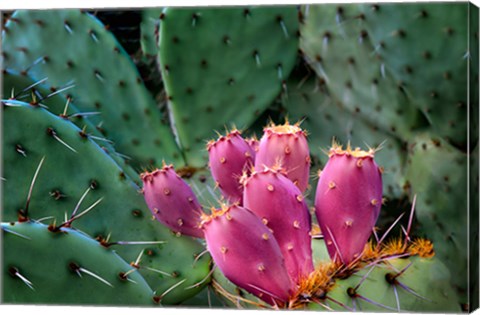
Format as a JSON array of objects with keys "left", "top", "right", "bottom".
[
  {"left": 380, "top": 237, "right": 407, "bottom": 257},
  {"left": 289, "top": 262, "right": 337, "bottom": 308},
  {"left": 408, "top": 238, "right": 435, "bottom": 258},
  {"left": 328, "top": 139, "right": 377, "bottom": 158}
]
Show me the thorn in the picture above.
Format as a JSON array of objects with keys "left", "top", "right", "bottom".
[
  {"left": 184, "top": 264, "right": 216, "bottom": 290},
  {"left": 356, "top": 294, "right": 397, "bottom": 311},
  {"left": 396, "top": 280, "right": 431, "bottom": 301},
  {"left": 153, "top": 278, "right": 187, "bottom": 303},
  {"left": 277, "top": 17, "right": 289, "bottom": 39},
  {"left": 405, "top": 194, "right": 417, "bottom": 245},
  {"left": 64, "top": 21, "right": 73, "bottom": 33},
  {"left": 354, "top": 265, "right": 376, "bottom": 291},
  {"left": 393, "top": 284, "right": 401, "bottom": 311},
  {"left": 70, "top": 187, "right": 91, "bottom": 220},
  {"left": 9, "top": 267, "right": 35, "bottom": 290},
  {"left": 24, "top": 56, "right": 46, "bottom": 73},
  {"left": 69, "top": 111, "right": 101, "bottom": 118},
  {"left": 193, "top": 249, "right": 209, "bottom": 266},
  {"left": 39, "top": 84, "right": 75, "bottom": 103},
  {"left": 144, "top": 266, "right": 173, "bottom": 277},
  {"left": 47, "top": 128, "right": 78, "bottom": 153},
  {"left": 376, "top": 212, "right": 405, "bottom": 250},
  {"left": 21, "top": 156, "right": 46, "bottom": 221},
  {"left": 60, "top": 197, "right": 103, "bottom": 229},
  {"left": 2, "top": 227, "right": 31, "bottom": 240},
  {"left": 78, "top": 266, "right": 113, "bottom": 287},
  {"left": 253, "top": 50, "right": 261, "bottom": 67},
  {"left": 89, "top": 30, "right": 99, "bottom": 42},
  {"left": 61, "top": 98, "right": 71, "bottom": 117},
  {"left": 247, "top": 283, "right": 282, "bottom": 302},
  {"left": 14, "top": 77, "right": 49, "bottom": 99}
]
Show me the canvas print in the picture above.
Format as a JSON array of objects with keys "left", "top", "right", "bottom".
[{"left": 1, "top": 2, "right": 479, "bottom": 313}]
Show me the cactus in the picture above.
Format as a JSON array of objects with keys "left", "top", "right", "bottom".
[
  {"left": 307, "top": 255, "right": 460, "bottom": 312},
  {"left": 2, "top": 100, "right": 211, "bottom": 304},
  {"left": 158, "top": 6, "right": 299, "bottom": 166},
  {"left": 359, "top": 3, "right": 472, "bottom": 149},
  {"left": 141, "top": 164, "right": 205, "bottom": 238},
  {"left": 140, "top": 8, "right": 163, "bottom": 57},
  {"left": 314, "top": 142, "right": 383, "bottom": 265},
  {"left": 299, "top": 4, "right": 427, "bottom": 141},
  {"left": 404, "top": 134, "right": 469, "bottom": 303},
  {"left": 243, "top": 167, "right": 313, "bottom": 284},
  {"left": 2, "top": 3, "right": 477, "bottom": 311},
  {"left": 3, "top": 221, "right": 154, "bottom": 305},
  {"left": 207, "top": 129, "right": 255, "bottom": 204},
  {"left": 2, "top": 69, "right": 140, "bottom": 182},
  {"left": 2, "top": 9, "right": 183, "bottom": 169}
]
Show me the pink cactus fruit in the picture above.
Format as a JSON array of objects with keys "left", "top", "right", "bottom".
[
  {"left": 141, "top": 164, "right": 204, "bottom": 238},
  {"left": 201, "top": 204, "right": 293, "bottom": 306},
  {"left": 207, "top": 129, "right": 255, "bottom": 204},
  {"left": 314, "top": 142, "right": 383, "bottom": 265},
  {"left": 254, "top": 121, "right": 311, "bottom": 192},
  {"left": 242, "top": 167, "right": 314, "bottom": 284}
]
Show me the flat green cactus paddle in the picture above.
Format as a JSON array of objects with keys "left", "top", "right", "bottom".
[
  {"left": 2, "top": 221, "right": 154, "bottom": 305},
  {"left": 2, "top": 100, "right": 210, "bottom": 304},
  {"left": 2, "top": 9, "right": 183, "bottom": 170},
  {"left": 158, "top": 6, "right": 299, "bottom": 166}
]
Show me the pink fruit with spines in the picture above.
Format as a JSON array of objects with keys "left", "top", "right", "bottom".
[
  {"left": 141, "top": 164, "right": 204, "bottom": 238},
  {"left": 254, "top": 121, "right": 311, "bottom": 192},
  {"left": 207, "top": 129, "right": 255, "bottom": 204},
  {"left": 242, "top": 167, "right": 314, "bottom": 284},
  {"left": 314, "top": 143, "right": 383, "bottom": 265},
  {"left": 201, "top": 204, "right": 293, "bottom": 306}
]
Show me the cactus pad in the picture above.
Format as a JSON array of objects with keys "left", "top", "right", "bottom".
[{"left": 158, "top": 6, "right": 299, "bottom": 166}]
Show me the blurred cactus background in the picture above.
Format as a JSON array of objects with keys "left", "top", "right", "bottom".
[{"left": 1, "top": 2, "right": 478, "bottom": 312}]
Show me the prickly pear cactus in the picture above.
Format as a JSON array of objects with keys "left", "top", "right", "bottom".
[
  {"left": 359, "top": 3, "right": 472, "bottom": 149},
  {"left": 2, "top": 69, "right": 140, "bottom": 182},
  {"left": 299, "top": 4, "right": 427, "bottom": 140},
  {"left": 404, "top": 134, "right": 468, "bottom": 303},
  {"left": 2, "top": 100, "right": 211, "bottom": 304},
  {"left": 3, "top": 221, "right": 154, "bottom": 305},
  {"left": 1, "top": 3, "right": 477, "bottom": 311},
  {"left": 158, "top": 6, "right": 299, "bottom": 165},
  {"left": 2, "top": 9, "right": 183, "bottom": 169}
]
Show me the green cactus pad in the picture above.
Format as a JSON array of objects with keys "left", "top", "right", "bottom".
[
  {"left": 2, "top": 9, "right": 183, "bottom": 170},
  {"left": 404, "top": 133, "right": 468, "bottom": 302},
  {"left": 140, "top": 8, "right": 163, "bottom": 57},
  {"left": 284, "top": 78, "right": 407, "bottom": 199},
  {"left": 360, "top": 3, "right": 471, "bottom": 149},
  {"left": 314, "top": 256, "right": 460, "bottom": 312},
  {"left": 300, "top": 4, "right": 427, "bottom": 141},
  {"left": 2, "top": 100, "right": 210, "bottom": 304},
  {"left": 2, "top": 221, "right": 154, "bottom": 305},
  {"left": 2, "top": 70, "right": 140, "bottom": 182},
  {"left": 158, "top": 6, "right": 299, "bottom": 166}
]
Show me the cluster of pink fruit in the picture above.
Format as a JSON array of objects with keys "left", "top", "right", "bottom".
[{"left": 141, "top": 121, "right": 383, "bottom": 306}]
